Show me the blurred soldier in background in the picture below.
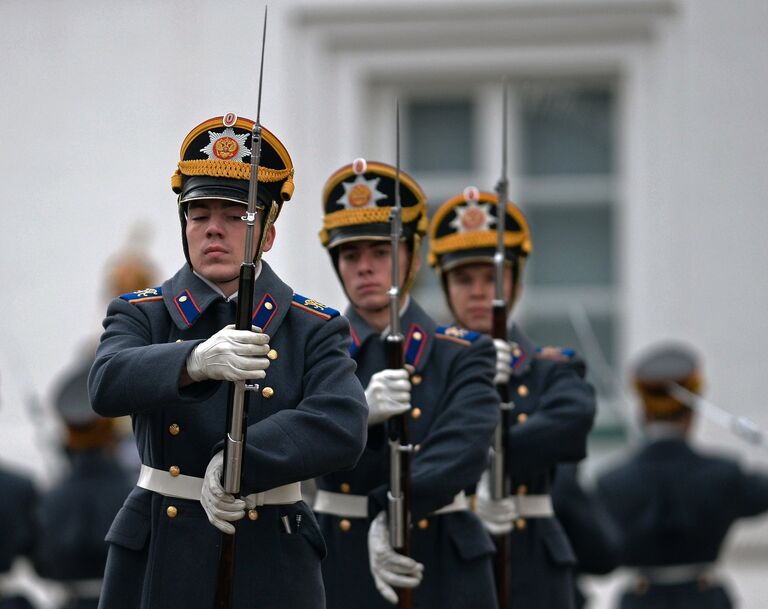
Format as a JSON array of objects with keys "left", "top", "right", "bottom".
[
  {"left": 428, "top": 190, "right": 596, "bottom": 609},
  {"left": 33, "top": 364, "right": 133, "bottom": 609},
  {"left": 315, "top": 160, "right": 499, "bottom": 608},
  {"left": 596, "top": 342, "right": 768, "bottom": 609},
  {"left": 552, "top": 463, "right": 621, "bottom": 609},
  {"left": 0, "top": 375, "right": 38, "bottom": 609},
  {"left": 101, "top": 246, "right": 159, "bottom": 478}
]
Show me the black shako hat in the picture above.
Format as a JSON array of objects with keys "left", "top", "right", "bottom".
[
  {"left": 428, "top": 188, "right": 532, "bottom": 272},
  {"left": 171, "top": 113, "right": 294, "bottom": 266},
  {"left": 319, "top": 159, "right": 428, "bottom": 292}
]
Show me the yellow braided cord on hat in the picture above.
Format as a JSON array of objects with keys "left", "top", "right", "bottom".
[
  {"left": 319, "top": 203, "right": 427, "bottom": 246},
  {"left": 429, "top": 231, "right": 529, "bottom": 264},
  {"left": 178, "top": 159, "right": 292, "bottom": 183},
  {"left": 637, "top": 372, "right": 703, "bottom": 418}
]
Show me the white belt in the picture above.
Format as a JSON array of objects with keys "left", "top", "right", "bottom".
[
  {"left": 64, "top": 578, "right": 103, "bottom": 600},
  {"left": 513, "top": 494, "right": 554, "bottom": 518},
  {"left": 637, "top": 563, "right": 717, "bottom": 585},
  {"left": 137, "top": 464, "right": 301, "bottom": 505},
  {"left": 313, "top": 489, "right": 468, "bottom": 519}
]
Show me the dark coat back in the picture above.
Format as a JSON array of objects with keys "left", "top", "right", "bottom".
[{"left": 597, "top": 436, "right": 768, "bottom": 609}]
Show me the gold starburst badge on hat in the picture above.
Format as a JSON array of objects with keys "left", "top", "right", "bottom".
[
  {"left": 336, "top": 174, "right": 387, "bottom": 209},
  {"left": 449, "top": 200, "right": 497, "bottom": 233},
  {"left": 200, "top": 128, "right": 250, "bottom": 162}
]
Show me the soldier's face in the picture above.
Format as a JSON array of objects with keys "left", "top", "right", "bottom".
[
  {"left": 445, "top": 263, "right": 513, "bottom": 334},
  {"left": 185, "top": 199, "right": 275, "bottom": 293},
  {"left": 337, "top": 240, "right": 411, "bottom": 312}
]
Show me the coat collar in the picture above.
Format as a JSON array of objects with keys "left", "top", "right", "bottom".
[
  {"left": 507, "top": 323, "right": 535, "bottom": 377},
  {"left": 345, "top": 298, "right": 436, "bottom": 371},
  {"left": 163, "top": 260, "right": 293, "bottom": 333}
]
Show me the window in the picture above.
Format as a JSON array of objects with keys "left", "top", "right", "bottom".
[{"left": 406, "top": 80, "right": 624, "bottom": 434}]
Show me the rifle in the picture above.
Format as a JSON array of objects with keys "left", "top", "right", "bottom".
[
  {"left": 386, "top": 100, "right": 414, "bottom": 609},
  {"left": 213, "top": 7, "right": 274, "bottom": 609},
  {"left": 489, "top": 82, "right": 512, "bottom": 608}
]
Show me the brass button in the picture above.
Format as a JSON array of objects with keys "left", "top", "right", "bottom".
[
  {"left": 414, "top": 444, "right": 421, "bottom": 453},
  {"left": 169, "top": 465, "right": 180, "bottom": 477},
  {"left": 417, "top": 518, "right": 429, "bottom": 530},
  {"left": 178, "top": 295, "right": 188, "bottom": 303},
  {"left": 262, "top": 387, "right": 274, "bottom": 399},
  {"left": 515, "top": 517, "right": 527, "bottom": 530},
  {"left": 517, "top": 413, "right": 528, "bottom": 424},
  {"left": 340, "top": 482, "right": 351, "bottom": 494},
  {"left": 169, "top": 423, "right": 180, "bottom": 436},
  {"left": 634, "top": 577, "right": 649, "bottom": 596},
  {"left": 264, "top": 302, "right": 274, "bottom": 310},
  {"left": 411, "top": 374, "right": 422, "bottom": 385},
  {"left": 267, "top": 349, "right": 278, "bottom": 361},
  {"left": 413, "top": 332, "right": 423, "bottom": 341},
  {"left": 175, "top": 339, "right": 184, "bottom": 343},
  {"left": 517, "top": 385, "right": 529, "bottom": 397},
  {"left": 513, "top": 347, "right": 522, "bottom": 357},
  {"left": 248, "top": 509, "right": 259, "bottom": 521},
  {"left": 411, "top": 407, "right": 422, "bottom": 419},
  {"left": 340, "top": 519, "right": 352, "bottom": 532},
  {"left": 166, "top": 506, "right": 178, "bottom": 518},
  {"left": 516, "top": 485, "right": 528, "bottom": 495}
]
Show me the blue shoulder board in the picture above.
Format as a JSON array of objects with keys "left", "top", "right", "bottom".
[
  {"left": 535, "top": 346, "right": 577, "bottom": 362},
  {"left": 119, "top": 287, "right": 163, "bottom": 304},
  {"left": 291, "top": 293, "right": 340, "bottom": 320},
  {"left": 436, "top": 324, "right": 481, "bottom": 346}
]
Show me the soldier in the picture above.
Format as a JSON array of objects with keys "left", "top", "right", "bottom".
[
  {"left": 88, "top": 114, "right": 368, "bottom": 609},
  {"left": 0, "top": 461, "right": 37, "bottom": 609},
  {"left": 596, "top": 342, "right": 768, "bottom": 609},
  {"left": 427, "top": 190, "right": 596, "bottom": 609},
  {"left": 314, "top": 160, "right": 499, "bottom": 608},
  {"left": 33, "top": 361, "right": 133, "bottom": 609}
]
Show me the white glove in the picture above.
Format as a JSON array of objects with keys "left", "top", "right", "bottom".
[
  {"left": 365, "top": 369, "right": 411, "bottom": 426},
  {"left": 186, "top": 324, "right": 270, "bottom": 382},
  {"left": 368, "top": 512, "right": 424, "bottom": 604},
  {"left": 493, "top": 339, "right": 512, "bottom": 386},
  {"left": 200, "top": 451, "right": 246, "bottom": 535},
  {"left": 475, "top": 470, "right": 516, "bottom": 536}
]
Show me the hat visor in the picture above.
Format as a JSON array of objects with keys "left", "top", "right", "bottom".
[
  {"left": 179, "top": 176, "right": 269, "bottom": 207},
  {"left": 438, "top": 248, "right": 497, "bottom": 272},
  {"left": 327, "top": 223, "right": 413, "bottom": 249}
]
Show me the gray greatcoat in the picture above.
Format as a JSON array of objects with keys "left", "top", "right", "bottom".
[{"left": 89, "top": 261, "right": 368, "bottom": 609}]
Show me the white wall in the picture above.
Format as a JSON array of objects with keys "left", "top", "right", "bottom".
[{"left": 1, "top": 0, "right": 768, "bottom": 605}]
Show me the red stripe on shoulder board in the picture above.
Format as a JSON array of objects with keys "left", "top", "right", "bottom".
[
  {"left": 291, "top": 301, "right": 332, "bottom": 319},
  {"left": 129, "top": 296, "right": 163, "bottom": 304},
  {"left": 436, "top": 334, "right": 471, "bottom": 346}
]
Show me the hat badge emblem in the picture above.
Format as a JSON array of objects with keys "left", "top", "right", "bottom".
[
  {"left": 337, "top": 174, "right": 387, "bottom": 210},
  {"left": 201, "top": 127, "right": 250, "bottom": 162},
  {"left": 450, "top": 200, "right": 496, "bottom": 233}
]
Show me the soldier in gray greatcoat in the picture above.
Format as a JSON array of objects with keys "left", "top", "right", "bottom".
[
  {"left": 33, "top": 359, "right": 133, "bottom": 609},
  {"left": 428, "top": 190, "right": 597, "bottom": 609},
  {"left": 597, "top": 342, "right": 768, "bottom": 609},
  {"left": 88, "top": 114, "right": 368, "bottom": 609},
  {"left": 314, "top": 160, "right": 499, "bottom": 608}
]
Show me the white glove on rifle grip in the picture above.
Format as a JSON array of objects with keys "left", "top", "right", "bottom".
[
  {"left": 475, "top": 469, "right": 517, "bottom": 536},
  {"left": 200, "top": 451, "right": 246, "bottom": 535},
  {"left": 494, "top": 339, "right": 512, "bottom": 386},
  {"left": 365, "top": 369, "right": 411, "bottom": 426},
  {"left": 186, "top": 324, "right": 271, "bottom": 382},
  {"left": 368, "top": 511, "right": 424, "bottom": 604}
]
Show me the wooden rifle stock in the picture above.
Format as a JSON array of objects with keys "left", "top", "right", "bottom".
[
  {"left": 492, "top": 304, "right": 511, "bottom": 609},
  {"left": 386, "top": 335, "right": 413, "bottom": 609},
  {"left": 214, "top": 263, "right": 257, "bottom": 609}
]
